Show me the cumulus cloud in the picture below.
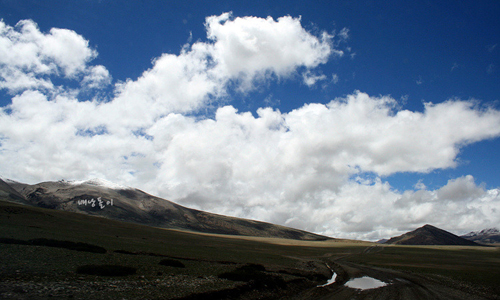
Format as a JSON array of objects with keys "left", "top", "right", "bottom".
[
  {"left": 389, "top": 176, "right": 500, "bottom": 236},
  {"left": 0, "top": 19, "right": 105, "bottom": 93},
  {"left": 81, "top": 65, "right": 112, "bottom": 89},
  {"left": 97, "top": 12, "right": 336, "bottom": 131},
  {"left": 1, "top": 15, "right": 500, "bottom": 240},
  {"left": 206, "top": 12, "right": 337, "bottom": 89}
]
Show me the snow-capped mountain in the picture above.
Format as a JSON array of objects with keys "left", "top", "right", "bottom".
[{"left": 461, "top": 228, "right": 500, "bottom": 244}]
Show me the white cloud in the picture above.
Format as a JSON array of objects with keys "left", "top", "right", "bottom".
[
  {"left": 103, "top": 47, "right": 218, "bottom": 130},
  {"left": 338, "top": 28, "right": 349, "bottom": 40},
  {"left": 1, "top": 16, "right": 500, "bottom": 240},
  {"left": 302, "top": 70, "right": 327, "bottom": 86},
  {"left": 139, "top": 95, "right": 500, "bottom": 239},
  {"left": 95, "top": 12, "right": 337, "bottom": 132},
  {"left": 414, "top": 179, "right": 426, "bottom": 190},
  {"left": 0, "top": 19, "right": 103, "bottom": 94},
  {"left": 389, "top": 176, "right": 500, "bottom": 237},
  {"left": 81, "top": 65, "right": 112, "bottom": 89},
  {"left": 283, "top": 175, "right": 500, "bottom": 241},
  {"left": 205, "top": 12, "right": 337, "bottom": 89}
]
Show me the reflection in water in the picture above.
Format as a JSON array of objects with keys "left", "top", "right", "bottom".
[
  {"left": 317, "top": 272, "right": 337, "bottom": 287},
  {"left": 345, "top": 276, "right": 387, "bottom": 290}
]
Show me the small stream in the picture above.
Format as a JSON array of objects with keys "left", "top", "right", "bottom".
[{"left": 317, "top": 272, "right": 337, "bottom": 287}]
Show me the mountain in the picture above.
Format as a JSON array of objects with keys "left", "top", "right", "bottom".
[
  {"left": 0, "top": 178, "right": 29, "bottom": 204},
  {"left": 4, "top": 178, "right": 328, "bottom": 241},
  {"left": 461, "top": 228, "right": 500, "bottom": 244},
  {"left": 384, "top": 224, "right": 480, "bottom": 246}
]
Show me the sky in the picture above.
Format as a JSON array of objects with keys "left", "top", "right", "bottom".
[{"left": 0, "top": 0, "right": 499, "bottom": 240}]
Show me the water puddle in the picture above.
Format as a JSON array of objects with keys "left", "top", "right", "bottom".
[
  {"left": 345, "top": 276, "right": 387, "bottom": 290},
  {"left": 317, "top": 272, "right": 337, "bottom": 287}
]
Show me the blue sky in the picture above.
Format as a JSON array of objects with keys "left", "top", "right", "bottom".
[{"left": 1, "top": 1, "right": 499, "bottom": 239}]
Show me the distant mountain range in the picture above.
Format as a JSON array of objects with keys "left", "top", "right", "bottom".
[
  {"left": 3, "top": 177, "right": 497, "bottom": 245},
  {"left": 461, "top": 228, "right": 500, "bottom": 244},
  {"left": 0, "top": 178, "right": 328, "bottom": 241},
  {"left": 384, "top": 224, "right": 480, "bottom": 246}
]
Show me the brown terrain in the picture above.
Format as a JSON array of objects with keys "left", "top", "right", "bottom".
[
  {"left": 1, "top": 178, "right": 499, "bottom": 299},
  {"left": 5, "top": 178, "right": 327, "bottom": 240},
  {"left": 384, "top": 224, "right": 480, "bottom": 246}
]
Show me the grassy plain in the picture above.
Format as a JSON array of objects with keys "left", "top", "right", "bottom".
[{"left": 1, "top": 199, "right": 499, "bottom": 299}]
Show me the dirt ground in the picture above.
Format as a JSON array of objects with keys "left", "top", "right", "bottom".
[
  {"left": 1, "top": 199, "right": 499, "bottom": 300},
  {"left": 292, "top": 260, "right": 499, "bottom": 300}
]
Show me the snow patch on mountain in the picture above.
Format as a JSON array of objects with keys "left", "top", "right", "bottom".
[
  {"left": 462, "top": 228, "right": 500, "bottom": 238},
  {"left": 65, "top": 178, "right": 131, "bottom": 190}
]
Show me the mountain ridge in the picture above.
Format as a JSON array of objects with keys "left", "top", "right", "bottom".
[
  {"left": 0, "top": 178, "right": 28, "bottom": 204},
  {"left": 2, "top": 177, "right": 329, "bottom": 241},
  {"left": 461, "top": 228, "right": 500, "bottom": 244}
]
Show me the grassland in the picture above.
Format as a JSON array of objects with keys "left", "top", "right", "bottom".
[{"left": 1, "top": 199, "right": 499, "bottom": 299}]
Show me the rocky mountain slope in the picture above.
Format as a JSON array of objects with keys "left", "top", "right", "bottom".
[
  {"left": 0, "top": 178, "right": 28, "bottom": 204},
  {"left": 384, "top": 224, "right": 480, "bottom": 246},
  {"left": 461, "top": 228, "right": 500, "bottom": 244},
  {"left": 2, "top": 178, "right": 328, "bottom": 241}
]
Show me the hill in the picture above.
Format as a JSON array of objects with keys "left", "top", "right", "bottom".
[
  {"left": 461, "top": 228, "right": 500, "bottom": 244},
  {"left": 4, "top": 178, "right": 328, "bottom": 241},
  {"left": 1, "top": 198, "right": 499, "bottom": 299},
  {"left": 0, "top": 197, "right": 335, "bottom": 299},
  {"left": 384, "top": 224, "right": 480, "bottom": 246}
]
